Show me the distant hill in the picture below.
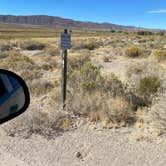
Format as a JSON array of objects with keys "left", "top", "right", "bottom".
[{"left": 0, "top": 15, "right": 144, "bottom": 31}]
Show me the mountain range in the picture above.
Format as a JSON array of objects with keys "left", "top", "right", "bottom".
[{"left": 0, "top": 15, "right": 146, "bottom": 31}]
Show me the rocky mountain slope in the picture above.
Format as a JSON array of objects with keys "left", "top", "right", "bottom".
[{"left": 0, "top": 15, "right": 141, "bottom": 31}]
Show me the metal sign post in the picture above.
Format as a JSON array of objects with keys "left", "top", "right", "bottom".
[{"left": 61, "top": 29, "right": 71, "bottom": 110}]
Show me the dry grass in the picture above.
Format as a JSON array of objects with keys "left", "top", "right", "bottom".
[
  {"left": 2, "top": 94, "right": 71, "bottom": 139},
  {"left": 103, "top": 55, "right": 110, "bottom": 62},
  {"left": 125, "top": 59, "right": 163, "bottom": 87},
  {"left": 29, "top": 79, "right": 55, "bottom": 96},
  {"left": 67, "top": 92, "right": 134, "bottom": 128},
  {"left": 0, "top": 42, "right": 13, "bottom": 51},
  {"left": 125, "top": 46, "right": 141, "bottom": 58},
  {"left": 0, "top": 50, "right": 38, "bottom": 71},
  {"left": 68, "top": 50, "right": 91, "bottom": 69},
  {"left": 154, "top": 49, "right": 166, "bottom": 62},
  {"left": 147, "top": 93, "right": 166, "bottom": 135},
  {"left": 44, "top": 45, "right": 60, "bottom": 56},
  {"left": 0, "top": 32, "right": 166, "bottom": 138},
  {"left": 134, "top": 93, "right": 166, "bottom": 136},
  {"left": 123, "top": 60, "right": 165, "bottom": 111},
  {"left": 20, "top": 40, "right": 46, "bottom": 50}
]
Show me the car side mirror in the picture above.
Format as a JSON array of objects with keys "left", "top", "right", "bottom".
[{"left": 0, "top": 69, "right": 30, "bottom": 124}]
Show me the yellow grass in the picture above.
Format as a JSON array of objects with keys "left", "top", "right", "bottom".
[{"left": 1, "top": 28, "right": 166, "bottom": 138}]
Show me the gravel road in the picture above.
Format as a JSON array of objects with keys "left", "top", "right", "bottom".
[{"left": 0, "top": 126, "right": 165, "bottom": 166}]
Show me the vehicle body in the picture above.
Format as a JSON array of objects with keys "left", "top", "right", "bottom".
[{"left": 0, "top": 70, "right": 30, "bottom": 124}]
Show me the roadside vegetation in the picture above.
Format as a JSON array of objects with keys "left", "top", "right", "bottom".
[{"left": 0, "top": 29, "right": 166, "bottom": 139}]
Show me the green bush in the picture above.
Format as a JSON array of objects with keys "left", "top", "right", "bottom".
[
  {"left": 125, "top": 46, "right": 141, "bottom": 58},
  {"left": 138, "top": 76, "right": 161, "bottom": 96},
  {"left": 110, "top": 30, "right": 116, "bottom": 33},
  {"left": 80, "top": 62, "right": 101, "bottom": 91},
  {"left": 69, "top": 61, "right": 102, "bottom": 92},
  {"left": 154, "top": 49, "right": 166, "bottom": 62},
  {"left": 157, "top": 31, "right": 165, "bottom": 36},
  {"left": 21, "top": 41, "right": 46, "bottom": 50},
  {"left": 137, "top": 31, "right": 153, "bottom": 35}
]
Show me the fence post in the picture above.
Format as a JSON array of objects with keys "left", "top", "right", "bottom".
[{"left": 61, "top": 29, "right": 69, "bottom": 109}]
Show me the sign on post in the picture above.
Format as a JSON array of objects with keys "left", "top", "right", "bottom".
[
  {"left": 61, "top": 33, "right": 71, "bottom": 50},
  {"left": 60, "top": 29, "right": 71, "bottom": 110}
]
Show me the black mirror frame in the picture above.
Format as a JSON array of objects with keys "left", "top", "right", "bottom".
[{"left": 0, "top": 69, "right": 30, "bottom": 124}]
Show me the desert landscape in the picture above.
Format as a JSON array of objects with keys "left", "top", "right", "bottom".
[{"left": 0, "top": 15, "right": 166, "bottom": 165}]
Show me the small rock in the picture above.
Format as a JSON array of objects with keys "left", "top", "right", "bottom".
[{"left": 76, "top": 152, "right": 83, "bottom": 160}]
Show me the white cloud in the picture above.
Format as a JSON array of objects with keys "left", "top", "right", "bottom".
[{"left": 147, "top": 9, "right": 166, "bottom": 14}]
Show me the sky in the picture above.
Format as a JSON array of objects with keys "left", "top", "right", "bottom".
[{"left": 0, "top": 0, "right": 166, "bottom": 29}]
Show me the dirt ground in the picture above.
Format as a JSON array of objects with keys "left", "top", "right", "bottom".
[{"left": 0, "top": 125, "right": 166, "bottom": 166}]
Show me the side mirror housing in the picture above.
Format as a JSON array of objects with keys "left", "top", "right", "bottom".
[{"left": 0, "top": 69, "right": 30, "bottom": 124}]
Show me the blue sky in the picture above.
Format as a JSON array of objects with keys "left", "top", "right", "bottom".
[{"left": 0, "top": 0, "right": 166, "bottom": 29}]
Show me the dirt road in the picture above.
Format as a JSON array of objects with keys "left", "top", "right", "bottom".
[{"left": 0, "top": 126, "right": 165, "bottom": 166}]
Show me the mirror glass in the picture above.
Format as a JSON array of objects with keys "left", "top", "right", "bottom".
[{"left": 0, "top": 70, "right": 30, "bottom": 123}]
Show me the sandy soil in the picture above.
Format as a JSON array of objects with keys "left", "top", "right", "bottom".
[
  {"left": 21, "top": 50, "right": 43, "bottom": 56},
  {"left": 91, "top": 47, "right": 131, "bottom": 82},
  {"left": 0, "top": 125, "right": 166, "bottom": 166},
  {"left": 99, "top": 56, "right": 129, "bottom": 81}
]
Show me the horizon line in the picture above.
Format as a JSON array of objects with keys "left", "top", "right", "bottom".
[{"left": 0, "top": 14, "right": 165, "bottom": 31}]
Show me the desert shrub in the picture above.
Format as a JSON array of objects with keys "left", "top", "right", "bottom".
[
  {"left": 138, "top": 76, "right": 161, "bottom": 96},
  {"left": 137, "top": 31, "right": 153, "bottom": 35},
  {"left": 71, "top": 41, "right": 86, "bottom": 50},
  {"left": 19, "top": 69, "right": 43, "bottom": 82},
  {"left": 126, "top": 60, "right": 161, "bottom": 86},
  {"left": 69, "top": 53, "right": 125, "bottom": 97},
  {"left": 84, "top": 42, "right": 99, "bottom": 50},
  {"left": 125, "top": 46, "right": 141, "bottom": 58},
  {"left": 154, "top": 49, "right": 166, "bottom": 62},
  {"left": 2, "top": 95, "right": 71, "bottom": 139},
  {"left": 140, "top": 48, "right": 151, "bottom": 57},
  {"left": 68, "top": 50, "right": 91, "bottom": 69},
  {"left": 69, "top": 49, "right": 106, "bottom": 93},
  {"left": 79, "top": 62, "right": 101, "bottom": 91},
  {"left": 69, "top": 61, "right": 102, "bottom": 92},
  {"left": 20, "top": 40, "right": 46, "bottom": 50},
  {"left": 124, "top": 76, "right": 161, "bottom": 108},
  {"left": 135, "top": 108, "right": 149, "bottom": 129},
  {"left": 29, "top": 79, "right": 55, "bottom": 95},
  {"left": 157, "top": 31, "right": 165, "bottom": 36},
  {"left": 0, "top": 50, "right": 39, "bottom": 72},
  {"left": 147, "top": 93, "right": 166, "bottom": 135},
  {"left": 39, "top": 56, "right": 58, "bottom": 70},
  {"left": 101, "top": 74, "right": 124, "bottom": 97},
  {"left": 105, "top": 97, "right": 134, "bottom": 125},
  {"left": 41, "top": 64, "right": 53, "bottom": 70},
  {"left": 0, "top": 42, "right": 13, "bottom": 51},
  {"left": 68, "top": 57, "right": 136, "bottom": 126},
  {"left": 103, "top": 56, "right": 110, "bottom": 62},
  {"left": 138, "top": 39, "right": 147, "bottom": 43},
  {"left": 110, "top": 30, "right": 116, "bottom": 33},
  {"left": 67, "top": 92, "right": 134, "bottom": 127},
  {"left": 124, "top": 90, "right": 147, "bottom": 110},
  {"left": 125, "top": 61, "right": 163, "bottom": 107},
  {"left": 44, "top": 45, "right": 60, "bottom": 56},
  {"left": 0, "top": 52, "right": 9, "bottom": 59}
]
